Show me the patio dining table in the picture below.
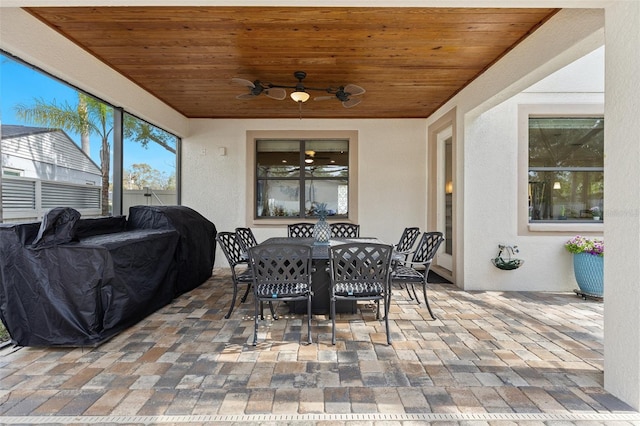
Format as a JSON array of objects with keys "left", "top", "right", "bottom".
[{"left": 258, "top": 237, "right": 387, "bottom": 315}]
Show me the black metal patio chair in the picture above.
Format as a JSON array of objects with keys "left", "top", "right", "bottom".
[
  {"left": 394, "top": 226, "right": 420, "bottom": 260},
  {"left": 287, "top": 222, "right": 315, "bottom": 238},
  {"left": 328, "top": 242, "right": 393, "bottom": 345},
  {"left": 216, "top": 231, "right": 276, "bottom": 320},
  {"left": 248, "top": 243, "right": 314, "bottom": 346},
  {"left": 391, "top": 231, "right": 444, "bottom": 320},
  {"left": 235, "top": 227, "right": 259, "bottom": 254},
  {"left": 392, "top": 226, "right": 421, "bottom": 300},
  {"left": 330, "top": 222, "right": 360, "bottom": 238}
]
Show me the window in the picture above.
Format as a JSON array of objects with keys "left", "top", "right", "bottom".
[
  {"left": 528, "top": 117, "right": 603, "bottom": 223},
  {"left": 122, "top": 113, "right": 179, "bottom": 213},
  {"left": 2, "top": 168, "right": 23, "bottom": 177},
  {"left": 1, "top": 51, "right": 180, "bottom": 222},
  {"left": 1, "top": 51, "right": 113, "bottom": 220},
  {"left": 255, "top": 138, "right": 349, "bottom": 219}
]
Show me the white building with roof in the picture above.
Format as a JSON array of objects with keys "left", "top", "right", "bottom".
[{"left": 1, "top": 124, "right": 102, "bottom": 220}]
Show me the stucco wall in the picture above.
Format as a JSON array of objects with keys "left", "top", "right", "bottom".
[
  {"left": 181, "top": 118, "right": 427, "bottom": 267},
  {"left": 423, "top": 9, "right": 604, "bottom": 291},
  {"left": 466, "top": 99, "right": 603, "bottom": 292},
  {"left": 603, "top": 0, "right": 640, "bottom": 409},
  {"left": 183, "top": 42, "right": 605, "bottom": 284},
  {"left": 462, "top": 48, "right": 604, "bottom": 292},
  {"left": 461, "top": 50, "right": 604, "bottom": 292}
]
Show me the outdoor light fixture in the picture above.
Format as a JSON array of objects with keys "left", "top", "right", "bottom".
[
  {"left": 232, "top": 71, "right": 365, "bottom": 108},
  {"left": 553, "top": 181, "right": 561, "bottom": 189},
  {"left": 290, "top": 90, "right": 310, "bottom": 103}
]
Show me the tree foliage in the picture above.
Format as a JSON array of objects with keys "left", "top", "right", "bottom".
[
  {"left": 124, "top": 163, "right": 176, "bottom": 190},
  {"left": 14, "top": 93, "right": 176, "bottom": 215},
  {"left": 124, "top": 117, "right": 176, "bottom": 154}
]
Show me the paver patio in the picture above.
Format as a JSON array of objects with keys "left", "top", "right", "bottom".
[{"left": 0, "top": 268, "right": 638, "bottom": 425}]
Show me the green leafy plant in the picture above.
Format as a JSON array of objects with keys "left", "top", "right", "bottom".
[
  {"left": 565, "top": 235, "right": 604, "bottom": 256},
  {"left": 313, "top": 202, "right": 328, "bottom": 220}
]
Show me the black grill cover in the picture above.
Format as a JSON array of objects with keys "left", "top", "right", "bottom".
[
  {"left": 128, "top": 205, "right": 217, "bottom": 295},
  {"left": 0, "top": 220, "right": 179, "bottom": 347}
]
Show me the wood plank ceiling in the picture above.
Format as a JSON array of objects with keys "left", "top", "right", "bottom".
[{"left": 26, "top": 7, "right": 558, "bottom": 119}]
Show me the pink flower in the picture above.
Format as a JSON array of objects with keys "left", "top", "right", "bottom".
[{"left": 565, "top": 235, "right": 604, "bottom": 257}]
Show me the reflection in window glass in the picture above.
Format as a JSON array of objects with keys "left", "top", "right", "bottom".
[
  {"left": 256, "top": 139, "right": 349, "bottom": 219},
  {"left": 528, "top": 117, "right": 604, "bottom": 222},
  {"left": 256, "top": 140, "right": 301, "bottom": 178},
  {"left": 257, "top": 179, "right": 300, "bottom": 217},
  {"left": 123, "top": 113, "right": 179, "bottom": 213}
]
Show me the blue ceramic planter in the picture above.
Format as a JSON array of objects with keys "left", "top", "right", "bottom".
[{"left": 573, "top": 252, "right": 604, "bottom": 297}]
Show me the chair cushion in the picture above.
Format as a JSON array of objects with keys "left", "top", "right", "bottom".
[
  {"left": 256, "top": 282, "right": 310, "bottom": 298},
  {"left": 334, "top": 281, "right": 384, "bottom": 297},
  {"left": 391, "top": 265, "right": 424, "bottom": 282}
]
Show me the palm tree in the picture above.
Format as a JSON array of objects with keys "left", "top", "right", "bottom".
[{"left": 14, "top": 93, "right": 176, "bottom": 215}]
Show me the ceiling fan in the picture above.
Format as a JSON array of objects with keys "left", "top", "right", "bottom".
[
  {"left": 231, "top": 79, "right": 287, "bottom": 101},
  {"left": 232, "top": 71, "right": 365, "bottom": 108}
]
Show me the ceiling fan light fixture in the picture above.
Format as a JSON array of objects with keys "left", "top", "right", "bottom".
[
  {"left": 291, "top": 90, "right": 310, "bottom": 103},
  {"left": 233, "top": 71, "right": 363, "bottom": 109}
]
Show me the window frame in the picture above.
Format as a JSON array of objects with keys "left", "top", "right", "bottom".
[
  {"left": 121, "top": 111, "right": 181, "bottom": 213},
  {"left": 1, "top": 50, "right": 181, "bottom": 219},
  {"left": 518, "top": 104, "right": 604, "bottom": 234},
  {"left": 246, "top": 130, "right": 358, "bottom": 227}
]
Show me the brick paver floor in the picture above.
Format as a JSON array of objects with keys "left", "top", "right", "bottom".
[{"left": 0, "top": 268, "right": 639, "bottom": 425}]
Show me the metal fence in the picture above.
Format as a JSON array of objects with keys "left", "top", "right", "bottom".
[
  {"left": 1, "top": 176, "right": 178, "bottom": 223},
  {"left": 1, "top": 176, "right": 101, "bottom": 222}
]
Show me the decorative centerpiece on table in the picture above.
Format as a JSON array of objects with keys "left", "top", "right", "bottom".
[
  {"left": 312, "top": 202, "right": 331, "bottom": 245},
  {"left": 565, "top": 235, "right": 604, "bottom": 299}
]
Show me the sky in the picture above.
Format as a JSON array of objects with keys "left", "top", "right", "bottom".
[{"left": 1, "top": 53, "right": 176, "bottom": 176}]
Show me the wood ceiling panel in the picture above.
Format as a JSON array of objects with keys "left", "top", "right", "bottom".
[{"left": 26, "top": 6, "right": 558, "bottom": 119}]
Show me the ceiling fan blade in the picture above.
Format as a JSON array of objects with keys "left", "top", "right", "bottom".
[
  {"left": 265, "top": 87, "right": 287, "bottom": 100},
  {"left": 231, "top": 77, "right": 255, "bottom": 88},
  {"left": 236, "top": 93, "right": 257, "bottom": 100},
  {"left": 342, "top": 97, "right": 362, "bottom": 108},
  {"left": 314, "top": 95, "right": 335, "bottom": 101},
  {"left": 343, "top": 84, "right": 365, "bottom": 96}
]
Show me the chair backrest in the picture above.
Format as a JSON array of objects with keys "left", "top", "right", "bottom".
[
  {"left": 216, "top": 231, "right": 246, "bottom": 267},
  {"left": 329, "top": 243, "right": 393, "bottom": 289},
  {"left": 288, "top": 222, "right": 315, "bottom": 238},
  {"left": 248, "top": 243, "right": 313, "bottom": 287},
  {"left": 395, "top": 227, "right": 420, "bottom": 253},
  {"left": 235, "top": 227, "right": 258, "bottom": 252},
  {"left": 330, "top": 222, "right": 360, "bottom": 238},
  {"left": 411, "top": 232, "right": 445, "bottom": 265}
]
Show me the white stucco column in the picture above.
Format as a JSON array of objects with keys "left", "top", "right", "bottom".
[{"left": 604, "top": 1, "right": 640, "bottom": 411}]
